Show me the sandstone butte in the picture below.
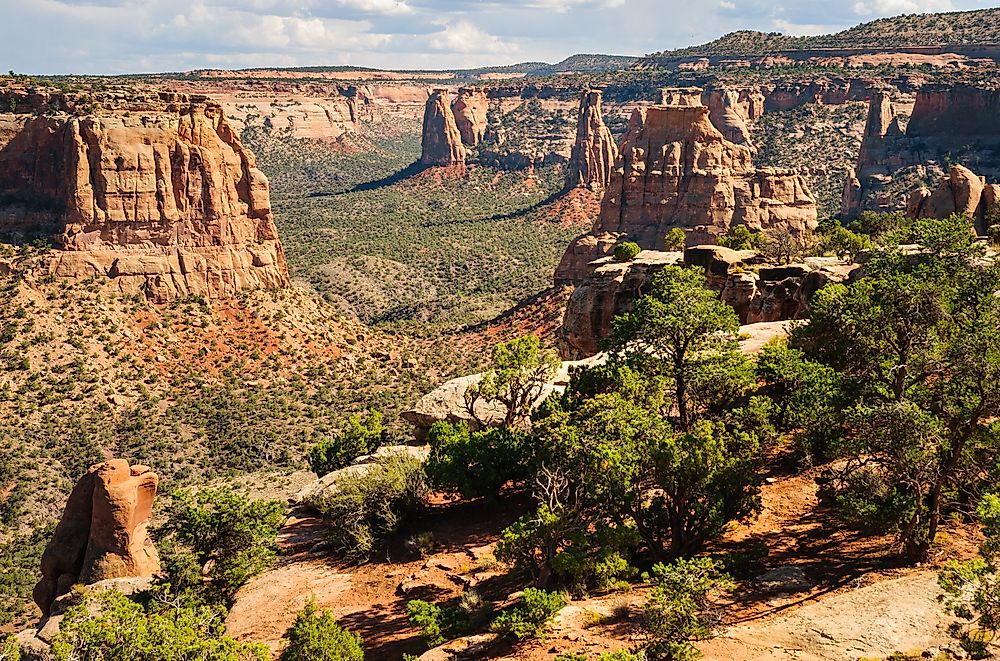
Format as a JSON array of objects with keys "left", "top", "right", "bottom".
[
  {"left": 565, "top": 89, "right": 619, "bottom": 192},
  {"left": 452, "top": 87, "right": 489, "bottom": 148},
  {"left": 33, "top": 460, "right": 160, "bottom": 616},
  {"left": 555, "top": 104, "right": 818, "bottom": 283},
  {"left": 419, "top": 88, "right": 467, "bottom": 168},
  {"left": 0, "top": 89, "right": 290, "bottom": 302}
]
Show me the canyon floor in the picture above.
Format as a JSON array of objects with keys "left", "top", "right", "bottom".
[{"left": 225, "top": 452, "right": 979, "bottom": 660}]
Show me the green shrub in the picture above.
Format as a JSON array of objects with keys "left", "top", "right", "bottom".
[
  {"left": 642, "top": 558, "right": 732, "bottom": 661},
  {"left": 490, "top": 588, "right": 565, "bottom": 640},
  {"left": 716, "top": 225, "right": 760, "bottom": 251},
  {"left": 664, "top": 228, "right": 687, "bottom": 252},
  {"left": 0, "top": 635, "right": 19, "bottom": 661},
  {"left": 308, "top": 410, "right": 384, "bottom": 476},
  {"left": 157, "top": 488, "right": 285, "bottom": 605},
  {"left": 464, "top": 335, "right": 560, "bottom": 430},
  {"left": 405, "top": 598, "right": 474, "bottom": 648},
  {"left": 613, "top": 242, "right": 641, "bottom": 262},
  {"left": 988, "top": 224, "right": 1000, "bottom": 247},
  {"left": 279, "top": 597, "right": 364, "bottom": 661},
  {"left": 49, "top": 589, "right": 268, "bottom": 661},
  {"left": 313, "top": 453, "right": 429, "bottom": 562},
  {"left": 426, "top": 421, "right": 532, "bottom": 499}
]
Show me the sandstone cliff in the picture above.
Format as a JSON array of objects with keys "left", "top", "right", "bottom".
[
  {"left": 0, "top": 93, "right": 290, "bottom": 301},
  {"left": 558, "top": 247, "right": 854, "bottom": 359},
  {"left": 452, "top": 88, "right": 489, "bottom": 147},
  {"left": 565, "top": 89, "right": 618, "bottom": 191},
  {"left": 420, "top": 88, "right": 467, "bottom": 167},
  {"left": 34, "top": 460, "right": 160, "bottom": 616},
  {"left": 844, "top": 84, "right": 1000, "bottom": 219},
  {"left": 556, "top": 105, "right": 817, "bottom": 283}
]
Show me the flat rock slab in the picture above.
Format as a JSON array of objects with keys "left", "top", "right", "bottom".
[{"left": 702, "top": 571, "right": 956, "bottom": 661}]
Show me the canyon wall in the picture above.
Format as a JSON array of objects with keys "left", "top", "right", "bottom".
[
  {"left": 555, "top": 105, "right": 817, "bottom": 283},
  {"left": 844, "top": 84, "right": 1000, "bottom": 219},
  {"left": 0, "top": 91, "right": 290, "bottom": 301},
  {"left": 453, "top": 88, "right": 489, "bottom": 147}
]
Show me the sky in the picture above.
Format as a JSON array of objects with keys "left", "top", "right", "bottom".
[{"left": 0, "top": 0, "right": 995, "bottom": 75}]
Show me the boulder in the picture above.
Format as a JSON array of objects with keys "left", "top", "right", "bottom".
[{"left": 33, "top": 460, "right": 160, "bottom": 616}]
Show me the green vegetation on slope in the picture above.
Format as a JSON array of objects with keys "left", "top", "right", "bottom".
[{"left": 245, "top": 125, "right": 580, "bottom": 332}]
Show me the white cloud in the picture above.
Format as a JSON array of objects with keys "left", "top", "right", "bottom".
[
  {"left": 719, "top": 1, "right": 736, "bottom": 9},
  {"left": 852, "top": 0, "right": 954, "bottom": 16},
  {"left": 428, "top": 20, "right": 516, "bottom": 54}
]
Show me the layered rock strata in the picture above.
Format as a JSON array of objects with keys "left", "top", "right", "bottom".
[
  {"left": 558, "top": 247, "right": 854, "bottom": 359},
  {"left": 565, "top": 89, "right": 619, "bottom": 191},
  {"left": 420, "top": 88, "right": 467, "bottom": 167},
  {"left": 0, "top": 95, "right": 289, "bottom": 301},
  {"left": 33, "top": 460, "right": 160, "bottom": 616},
  {"left": 556, "top": 105, "right": 817, "bottom": 283}
]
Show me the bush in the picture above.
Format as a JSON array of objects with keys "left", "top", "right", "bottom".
[
  {"left": 988, "top": 224, "right": 1000, "bottom": 247},
  {"left": 307, "top": 410, "right": 384, "bottom": 476},
  {"left": 490, "top": 588, "right": 566, "bottom": 640},
  {"left": 664, "top": 228, "right": 687, "bottom": 251},
  {"left": 405, "top": 599, "right": 472, "bottom": 648},
  {"left": 157, "top": 488, "right": 285, "bottom": 605},
  {"left": 425, "top": 421, "right": 532, "bottom": 499},
  {"left": 49, "top": 589, "right": 268, "bottom": 661},
  {"left": 464, "top": 335, "right": 560, "bottom": 429},
  {"left": 613, "top": 242, "right": 641, "bottom": 262},
  {"left": 0, "top": 635, "right": 18, "bottom": 661},
  {"left": 716, "top": 225, "right": 760, "bottom": 251},
  {"left": 313, "top": 453, "right": 429, "bottom": 562},
  {"left": 642, "top": 558, "right": 732, "bottom": 661},
  {"left": 279, "top": 597, "right": 364, "bottom": 661}
]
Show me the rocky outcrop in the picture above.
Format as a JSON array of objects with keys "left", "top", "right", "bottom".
[
  {"left": 907, "top": 85, "right": 1000, "bottom": 138},
  {"left": 0, "top": 96, "right": 290, "bottom": 301},
  {"left": 906, "top": 164, "right": 999, "bottom": 234},
  {"left": 420, "top": 89, "right": 467, "bottom": 167},
  {"left": 452, "top": 88, "right": 489, "bottom": 147},
  {"left": 704, "top": 88, "right": 764, "bottom": 147},
  {"left": 565, "top": 89, "right": 619, "bottom": 192},
  {"left": 33, "top": 460, "right": 160, "bottom": 616},
  {"left": 558, "top": 247, "right": 854, "bottom": 359},
  {"left": 557, "top": 105, "right": 817, "bottom": 282}
]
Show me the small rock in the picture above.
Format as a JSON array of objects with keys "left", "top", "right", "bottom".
[{"left": 756, "top": 566, "right": 813, "bottom": 593}]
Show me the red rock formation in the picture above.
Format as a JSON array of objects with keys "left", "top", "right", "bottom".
[
  {"left": 565, "top": 89, "right": 619, "bottom": 192},
  {"left": 452, "top": 88, "right": 489, "bottom": 147},
  {"left": 0, "top": 95, "right": 289, "bottom": 302},
  {"left": 420, "top": 88, "right": 467, "bottom": 168},
  {"left": 908, "top": 85, "right": 1000, "bottom": 137},
  {"left": 704, "top": 88, "right": 764, "bottom": 147},
  {"left": 556, "top": 105, "right": 817, "bottom": 282},
  {"left": 906, "top": 164, "right": 998, "bottom": 234},
  {"left": 34, "top": 460, "right": 160, "bottom": 616}
]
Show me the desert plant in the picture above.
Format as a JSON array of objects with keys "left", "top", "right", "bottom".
[
  {"left": 613, "top": 242, "right": 642, "bottom": 262},
  {"left": 279, "top": 597, "right": 364, "bottom": 661},
  {"left": 490, "top": 588, "right": 566, "bottom": 640},
  {"left": 313, "top": 453, "right": 429, "bottom": 562},
  {"left": 157, "top": 488, "right": 285, "bottom": 605},
  {"left": 716, "top": 225, "right": 760, "bottom": 251},
  {"left": 641, "top": 558, "right": 733, "bottom": 661},
  {"left": 664, "top": 228, "right": 687, "bottom": 252},
  {"left": 0, "top": 635, "right": 18, "bottom": 661},
  {"left": 307, "top": 410, "right": 384, "bottom": 476},
  {"left": 464, "top": 335, "right": 560, "bottom": 429},
  {"left": 425, "top": 421, "right": 532, "bottom": 499}
]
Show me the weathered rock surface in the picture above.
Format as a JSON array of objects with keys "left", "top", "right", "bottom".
[
  {"left": 906, "top": 164, "right": 998, "bottom": 234},
  {"left": 452, "top": 88, "right": 489, "bottom": 147},
  {"left": 565, "top": 89, "right": 618, "bottom": 192},
  {"left": 33, "top": 460, "right": 160, "bottom": 616},
  {"left": 0, "top": 96, "right": 290, "bottom": 301},
  {"left": 558, "top": 105, "right": 817, "bottom": 282},
  {"left": 420, "top": 88, "right": 467, "bottom": 167},
  {"left": 558, "top": 247, "right": 854, "bottom": 359}
]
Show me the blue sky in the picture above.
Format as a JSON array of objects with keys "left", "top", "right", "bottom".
[{"left": 0, "top": 0, "right": 994, "bottom": 75}]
